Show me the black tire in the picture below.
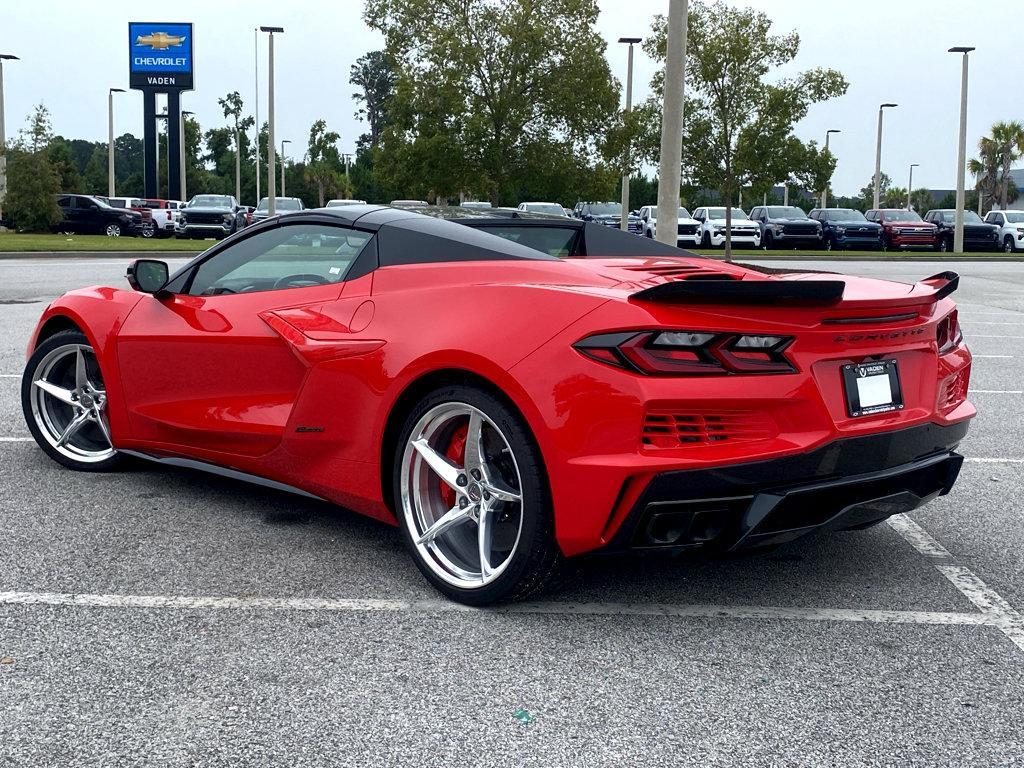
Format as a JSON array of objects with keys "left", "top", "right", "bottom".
[
  {"left": 824, "top": 235, "right": 835, "bottom": 252},
  {"left": 763, "top": 231, "right": 774, "bottom": 250},
  {"left": 140, "top": 223, "right": 156, "bottom": 239},
  {"left": 881, "top": 233, "right": 890, "bottom": 252},
  {"left": 939, "top": 236, "right": 951, "bottom": 253},
  {"left": 392, "top": 384, "right": 563, "bottom": 605},
  {"left": 21, "top": 330, "right": 124, "bottom": 472},
  {"left": 701, "top": 231, "right": 711, "bottom": 248},
  {"left": 1005, "top": 236, "right": 1016, "bottom": 254},
  {"left": 105, "top": 223, "right": 122, "bottom": 238}
]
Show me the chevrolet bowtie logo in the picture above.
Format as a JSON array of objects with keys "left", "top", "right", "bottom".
[{"left": 135, "top": 32, "right": 187, "bottom": 50}]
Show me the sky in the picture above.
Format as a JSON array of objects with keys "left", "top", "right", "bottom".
[{"left": 0, "top": 0, "right": 1017, "bottom": 197}]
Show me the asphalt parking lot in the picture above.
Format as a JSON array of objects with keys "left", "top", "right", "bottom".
[{"left": 1, "top": 256, "right": 1022, "bottom": 766}]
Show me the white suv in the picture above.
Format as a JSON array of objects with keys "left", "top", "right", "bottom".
[
  {"left": 636, "top": 205, "right": 702, "bottom": 247},
  {"left": 692, "top": 206, "right": 761, "bottom": 248},
  {"left": 984, "top": 209, "right": 1024, "bottom": 253}
]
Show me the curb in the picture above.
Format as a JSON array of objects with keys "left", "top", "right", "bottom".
[{"left": 0, "top": 251, "right": 201, "bottom": 260}]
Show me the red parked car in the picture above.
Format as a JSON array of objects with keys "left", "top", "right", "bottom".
[
  {"left": 19, "top": 206, "right": 974, "bottom": 604},
  {"left": 866, "top": 208, "right": 939, "bottom": 251}
]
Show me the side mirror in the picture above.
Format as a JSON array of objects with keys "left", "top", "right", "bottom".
[{"left": 126, "top": 259, "right": 169, "bottom": 295}]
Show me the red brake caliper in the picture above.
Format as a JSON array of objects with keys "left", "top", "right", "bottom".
[{"left": 439, "top": 422, "right": 468, "bottom": 508}]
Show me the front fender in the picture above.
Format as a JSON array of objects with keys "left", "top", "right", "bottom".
[{"left": 29, "top": 287, "right": 145, "bottom": 444}]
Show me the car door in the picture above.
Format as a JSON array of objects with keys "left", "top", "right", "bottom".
[
  {"left": 74, "top": 196, "right": 103, "bottom": 233},
  {"left": 116, "top": 219, "right": 375, "bottom": 457}
]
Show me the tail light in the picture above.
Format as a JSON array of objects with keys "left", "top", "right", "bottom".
[
  {"left": 936, "top": 310, "right": 962, "bottom": 354},
  {"left": 574, "top": 330, "right": 796, "bottom": 376}
]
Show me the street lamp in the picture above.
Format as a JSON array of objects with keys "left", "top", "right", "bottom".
[
  {"left": 156, "top": 110, "right": 171, "bottom": 199},
  {"left": 873, "top": 103, "right": 897, "bottom": 209},
  {"left": 179, "top": 110, "right": 194, "bottom": 202},
  {"left": 949, "top": 46, "right": 975, "bottom": 253},
  {"left": 907, "top": 163, "right": 919, "bottom": 209},
  {"left": 259, "top": 26, "right": 284, "bottom": 216},
  {"left": 254, "top": 28, "right": 260, "bottom": 206},
  {"left": 107, "top": 88, "right": 125, "bottom": 198},
  {"left": 280, "top": 139, "right": 290, "bottom": 197},
  {"left": 617, "top": 36, "right": 642, "bottom": 232},
  {"left": 821, "top": 128, "right": 840, "bottom": 208},
  {"left": 0, "top": 54, "right": 19, "bottom": 224},
  {"left": 654, "top": 0, "right": 688, "bottom": 246}
]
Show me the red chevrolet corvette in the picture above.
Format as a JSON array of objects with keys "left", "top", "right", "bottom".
[{"left": 21, "top": 206, "right": 975, "bottom": 604}]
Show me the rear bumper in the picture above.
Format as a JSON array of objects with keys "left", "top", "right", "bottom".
[{"left": 604, "top": 420, "right": 968, "bottom": 552}]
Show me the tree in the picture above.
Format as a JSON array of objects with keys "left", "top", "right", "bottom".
[
  {"left": 989, "top": 121, "right": 1024, "bottom": 210},
  {"left": 859, "top": 172, "right": 891, "bottom": 209},
  {"left": 47, "top": 137, "right": 83, "bottom": 192},
  {"left": 82, "top": 146, "right": 107, "bottom": 194},
  {"left": 644, "top": 1, "right": 847, "bottom": 258},
  {"left": 909, "top": 187, "right": 934, "bottom": 213},
  {"left": 881, "top": 186, "right": 908, "bottom": 209},
  {"left": 305, "top": 119, "right": 346, "bottom": 206},
  {"left": 4, "top": 105, "right": 61, "bottom": 231},
  {"left": 218, "top": 91, "right": 255, "bottom": 202},
  {"left": 350, "top": 50, "right": 396, "bottom": 150},
  {"left": 366, "top": 0, "right": 620, "bottom": 205}
]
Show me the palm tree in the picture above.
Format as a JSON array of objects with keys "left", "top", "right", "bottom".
[
  {"left": 969, "top": 136, "right": 1000, "bottom": 214},
  {"left": 990, "top": 121, "right": 1024, "bottom": 209}
]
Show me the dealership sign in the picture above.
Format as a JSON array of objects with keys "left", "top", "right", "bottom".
[{"left": 128, "top": 22, "right": 193, "bottom": 89}]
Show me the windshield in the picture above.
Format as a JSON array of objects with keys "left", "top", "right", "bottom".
[
  {"left": 523, "top": 203, "right": 566, "bottom": 216},
  {"left": 588, "top": 203, "right": 621, "bottom": 216},
  {"left": 705, "top": 207, "right": 750, "bottom": 220},
  {"left": 882, "top": 210, "right": 922, "bottom": 222},
  {"left": 256, "top": 198, "right": 302, "bottom": 212},
  {"left": 767, "top": 206, "right": 807, "bottom": 218},
  {"left": 825, "top": 209, "right": 867, "bottom": 222},
  {"left": 648, "top": 207, "right": 692, "bottom": 220},
  {"left": 190, "top": 195, "right": 233, "bottom": 207},
  {"left": 1004, "top": 212, "right": 1024, "bottom": 223},
  {"left": 938, "top": 211, "right": 983, "bottom": 223}
]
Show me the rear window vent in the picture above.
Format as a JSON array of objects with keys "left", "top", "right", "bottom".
[{"left": 642, "top": 410, "right": 777, "bottom": 448}]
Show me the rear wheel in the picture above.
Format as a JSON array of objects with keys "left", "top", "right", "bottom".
[
  {"left": 393, "top": 385, "right": 562, "bottom": 605},
  {"left": 21, "top": 331, "right": 122, "bottom": 472},
  {"left": 105, "top": 223, "right": 122, "bottom": 238}
]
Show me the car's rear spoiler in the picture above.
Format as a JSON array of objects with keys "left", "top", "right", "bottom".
[
  {"left": 629, "top": 271, "right": 960, "bottom": 307},
  {"left": 919, "top": 271, "right": 960, "bottom": 300}
]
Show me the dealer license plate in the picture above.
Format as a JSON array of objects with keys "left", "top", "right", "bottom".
[{"left": 842, "top": 360, "right": 904, "bottom": 417}]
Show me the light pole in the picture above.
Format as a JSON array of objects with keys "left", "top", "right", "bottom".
[
  {"left": 280, "top": 139, "right": 290, "bottom": 197},
  {"left": 873, "top": 103, "right": 897, "bottom": 209},
  {"left": 655, "top": 0, "right": 688, "bottom": 246},
  {"left": 949, "top": 46, "right": 974, "bottom": 253},
  {"left": 156, "top": 110, "right": 171, "bottom": 199},
  {"left": 907, "top": 163, "right": 919, "bottom": 209},
  {"left": 254, "top": 28, "right": 260, "bottom": 206},
  {"left": 260, "top": 26, "right": 283, "bottom": 216},
  {"left": 107, "top": 88, "right": 125, "bottom": 198},
  {"left": 179, "top": 110, "right": 194, "bottom": 202},
  {"left": 821, "top": 128, "right": 840, "bottom": 208},
  {"left": 0, "top": 54, "right": 19, "bottom": 224},
  {"left": 618, "top": 36, "right": 641, "bottom": 232}
]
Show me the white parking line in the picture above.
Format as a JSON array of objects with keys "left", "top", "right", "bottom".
[
  {"left": 0, "top": 437, "right": 32, "bottom": 442},
  {"left": 972, "top": 355, "right": 1015, "bottom": 359},
  {"left": 969, "top": 334, "right": 1024, "bottom": 339},
  {"left": 0, "top": 374, "right": 19, "bottom": 378},
  {"left": 969, "top": 389, "right": 1024, "bottom": 394},
  {"left": 965, "top": 321, "right": 1024, "bottom": 326},
  {"left": 888, "top": 514, "right": 1024, "bottom": 653},
  {"left": 964, "top": 457, "right": 1024, "bottom": 464},
  {"left": 0, "top": 589, "right": 993, "bottom": 627}
]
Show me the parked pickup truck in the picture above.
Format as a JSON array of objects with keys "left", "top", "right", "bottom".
[
  {"left": 748, "top": 205, "right": 822, "bottom": 249},
  {"left": 140, "top": 199, "right": 185, "bottom": 238},
  {"left": 176, "top": 194, "right": 243, "bottom": 239},
  {"left": 105, "top": 196, "right": 155, "bottom": 238},
  {"left": 923, "top": 209, "right": 999, "bottom": 252},
  {"left": 865, "top": 209, "right": 938, "bottom": 251},
  {"left": 636, "top": 205, "right": 701, "bottom": 247},
  {"left": 982, "top": 209, "right": 1024, "bottom": 253}
]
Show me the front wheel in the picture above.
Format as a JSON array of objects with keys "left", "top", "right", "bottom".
[
  {"left": 1005, "top": 236, "right": 1017, "bottom": 254},
  {"left": 394, "top": 385, "right": 563, "bottom": 605},
  {"left": 939, "top": 236, "right": 951, "bottom": 253},
  {"left": 21, "top": 331, "right": 122, "bottom": 472}
]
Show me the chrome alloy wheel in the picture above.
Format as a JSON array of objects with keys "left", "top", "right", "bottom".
[
  {"left": 29, "top": 344, "right": 115, "bottom": 463},
  {"left": 400, "top": 403, "right": 524, "bottom": 589}
]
